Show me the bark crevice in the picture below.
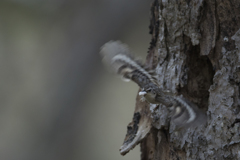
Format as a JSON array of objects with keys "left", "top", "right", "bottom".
[{"left": 181, "top": 44, "right": 214, "bottom": 111}]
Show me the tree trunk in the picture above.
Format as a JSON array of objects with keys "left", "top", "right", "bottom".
[{"left": 120, "top": 0, "right": 240, "bottom": 159}]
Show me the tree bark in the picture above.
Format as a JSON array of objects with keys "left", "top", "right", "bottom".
[{"left": 120, "top": 0, "right": 240, "bottom": 159}]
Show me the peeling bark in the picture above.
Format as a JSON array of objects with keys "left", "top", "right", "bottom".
[
  {"left": 120, "top": 94, "right": 152, "bottom": 155},
  {"left": 120, "top": 0, "right": 240, "bottom": 159}
]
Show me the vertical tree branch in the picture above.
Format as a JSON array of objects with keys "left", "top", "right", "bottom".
[{"left": 120, "top": 0, "right": 240, "bottom": 159}]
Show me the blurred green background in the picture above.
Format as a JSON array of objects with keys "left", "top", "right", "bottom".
[{"left": 0, "top": 0, "right": 151, "bottom": 159}]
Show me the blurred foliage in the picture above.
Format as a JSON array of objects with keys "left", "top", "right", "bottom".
[{"left": 0, "top": 0, "right": 151, "bottom": 160}]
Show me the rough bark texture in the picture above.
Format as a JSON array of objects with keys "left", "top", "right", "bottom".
[{"left": 121, "top": 0, "right": 240, "bottom": 159}]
